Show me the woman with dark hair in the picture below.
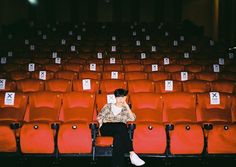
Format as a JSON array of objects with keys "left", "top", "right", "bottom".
[{"left": 97, "top": 88, "right": 145, "bottom": 167}]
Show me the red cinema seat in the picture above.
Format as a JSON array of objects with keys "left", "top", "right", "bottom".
[
  {"left": 20, "top": 91, "right": 62, "bottom": 154},
  {"left": 163, "top": 92, "right": 204, "bottom": 154},
  {"left": 196, "top": 92, "right": 235, "bottom": 154},
  {"left": 0, "top": 92, "right": 28, "bottom": 152},
  {"left": 58, "top": 92, "right": 95, "bottom": 153},
  {"left": 129, "top": 93, "right": 166, "bottom": 154}
]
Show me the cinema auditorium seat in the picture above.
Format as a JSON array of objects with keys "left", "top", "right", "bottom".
[
  {"left": 0, "top": 92, "right": 28, "bottom": 152},
  {"left": 58, "top": 92, "right": 95, "bottom": 153},
  {"left": 20, "top": 91, "right": 62, "bottom": 154},
  {"left": 196, "top": 92, "right": 236, "bottom": 154},
  {"left": 129, "top": 93, "right": 166, "bottom": 154},
  {"left": 163, "top": 92, "right": 204, "bottom": 154}
]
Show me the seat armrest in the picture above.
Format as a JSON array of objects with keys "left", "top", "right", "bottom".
[
  {"left": 127, "top": 121, "right": 136, "bottom": 130},
  {"left": 127, "top": 121, "right": 136, "bottom": 140},
  {"left": 165, "top": 123, "right": 174, "bottom": 131},
  {"left": 90, "top": 121, "right": 99, "bottom": 140},
  {"left": 10, "top": 122, "right": 21, "bottom": 129},
  {"left": 203, "top": 123, "right": 213, "bottom": 130},
  {"left": 89, "top": 121, "right": 99, "bottom": 130},
  {"left": 51, "top": 122, "right": 60, "bottom": 130}
]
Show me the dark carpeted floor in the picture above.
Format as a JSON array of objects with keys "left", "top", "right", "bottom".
[{"left": 1, "top": 156, "right": 236, "bottom": 167}]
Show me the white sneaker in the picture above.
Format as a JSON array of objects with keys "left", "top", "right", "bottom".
[{"left": 130, "top": 152, "right": 145, "bottom": 166}]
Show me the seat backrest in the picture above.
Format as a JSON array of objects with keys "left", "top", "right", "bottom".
[
  {"left": 144, "top": 64, "right": 164, "bottom": 72},
  {"left": 79, "top": 71, "right": 101, "bottom": 80},
  {"left": 0, "top": 79, "right": 16, "bottom": 92},
  {"left": 103, "top": 64, "right": 124, "bottom": 71},
  {"left": 26, "top": 91, "right": 62, "bottom": 122},
  {"left": 164, "top": 64, "right": 185, "bottom": 73},
  {"left": 43, "top": 63, "right": 62, "bottom": 72},
  {"left": 211, "top": 80, "right": 236, "bottom": 94},
  {"left": 62, "top": 63, "right": 83, "bottom": 72},
  {"left": 83, "top": 64, "right": 103, "bottom": 72},
  {"left": 182, "top": 80, "right": 211, "bottom": 93},
  {"left": 31, "top": 70, "right": 55, "bottom": 80},
  {"left": 195, "top": 72, "right": 219, "bottom": 81},
  {"left": 124, "top": 64, "right": 144, "bottom": 72},
  {"left": 72, "top": 79, "right": 100, "bottom": 93},
  {"left": 102, "top": 71, "right": 125, "bottom": 80},
  {"left": 55, "top": 70, "right": 78, "bottom": 80},
  {"left": 155, "top": 80, "right": 182, "bottom": 93},
  {"left": 148, "top": 72, "right": 171, "bottom": 81},
  {"left": 129, "top": 93, "right": 163, "bottom": 123},
  {"left": 125, "top": 72, "right": 148, "bottom": 80},
  {"left": 128, "top": 80, "right": 155, "bottom": 93},
  {"left": 162, "top": 92, "right": 197, "bottom": 123},
  {"left": 100, "top": 80, "right": 127, "bottom": 94},
  {"left": 16, "top": 79, "right": 44, "bottom": 93},
  {"left": 0, "top": 92, "right": 28, "bottom": 122},
  {"left": 45, "top": 79, "right": 72, "bottom": 93},
  {"left": 196, "top": 92, "right": 232, "bottom": 123},
  {"left": 60, "top": 92, "right": 95, "bottom": 123},
  {"left": 10, "top": 70, "right": 31, "bottom": 81},
  {"left": 103, "top": 58, "right": 123, "bottom": 65},
  {"left": 171, "top": 71, "right": 195, "bottom": 81},
  {"left": 185, "top": 64, "right": 204, "bottom": 73}
]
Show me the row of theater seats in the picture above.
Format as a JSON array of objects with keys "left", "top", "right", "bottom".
[
  {"left": 0, "top": 91, "right": 236, "bottom": 156},
  {"left": 2, "top": 60, "right": 236, "bottom": 72},
  {"left": 1, "top": 70, "right": 236, "bottom": 83},
  {"left": 1, "top": 78, "right": 236, "bottom": 94}
]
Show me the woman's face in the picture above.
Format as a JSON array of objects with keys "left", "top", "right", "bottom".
[{"left": 115, "top": 96, "right": 127, "bottom": 107}]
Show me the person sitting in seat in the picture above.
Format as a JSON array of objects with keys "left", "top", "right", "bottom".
[{"left": 97, "top": 88, "right": 145, "bottom": 167}]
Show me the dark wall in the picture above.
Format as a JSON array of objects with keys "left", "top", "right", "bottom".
[{"left": 0, "top": 0, "right": 235, "bottom": 44}]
